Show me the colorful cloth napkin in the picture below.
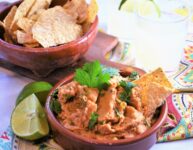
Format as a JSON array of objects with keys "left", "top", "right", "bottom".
[
  {"left": 0, "top": 126, "right": 13, "bottom": 150},
  {"left": 157, "top": 44, "right": 193, "bottom": 142}
]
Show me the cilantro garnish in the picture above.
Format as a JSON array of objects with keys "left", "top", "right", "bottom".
[
  {"left": 74, "top": 61, "right": 110, "bottom": 90},
  {"left": 88, "top": 112, "right": 99, "bottom": 130},
  {"left": 119, "top": 81, "right": 135, "bottom": 104},
  {"left": 50, "top": 89, "right": 61, "bottom": 115}
]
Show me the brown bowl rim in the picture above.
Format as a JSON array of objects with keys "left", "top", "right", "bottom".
[
  {"left": 0, "top": 1, "right": 98, "bottom": 53},
  {"left": 45, "top": 71, "right": 168, "bottom": 146}
]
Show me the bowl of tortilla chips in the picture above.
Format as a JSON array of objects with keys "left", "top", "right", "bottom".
[{"left": 0, "top": 0, "right": 98, "bottom": 77}]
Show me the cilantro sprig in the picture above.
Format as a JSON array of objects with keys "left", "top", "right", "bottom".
[
  {"left": 88, "top": 112, "right": 99, "bottom": 130},
  {"left": 74, "top": 61, "right": 110, "bottom": 90},
  {"left": 119, "top": 81, "right": 135, "bottom": 104}
]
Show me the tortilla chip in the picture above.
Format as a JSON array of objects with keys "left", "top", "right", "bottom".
[
  {"left": 87, "top": 0, "right": 98, "bottom": 23},
  {"left": 1, "top": 6, "right": 18, "bottom": 44},
  {"left": 10, "top": 0, "right": 36, "bottom": 38},
  {"left": 133, "top": 68, "right": 173, "bottom": 119},
  {"left": 27, "top": 0, "right": 52, "bottom": 17},
  {"left": 133, "top": 68, "right": 174, "bottom": 91},
  {"left": 3, "top": 32, "right": 14, "bottom": 44},
  {"left": 32, "top": 6, "right": 82, "bottom": 48},
  {"left": 28, "top": 14, "right": 39, "bottom": 21},
  {"left": 63, "top": 0, "right": 88, "bottom": 23},
  {"left": 3, "top": 6, "right": 17, "bottom": 31},
  {"left": 82, "top": 21, "right": 91, "bottom": 34},
  {"left": 16, "top": 30, "right": 37, "bottom": 44},
  {"left": 13, "top": 0, "right": 36, "bottom": 23},
  {"left": 28, "top": 9, "right": 46, "bottom": 21},
  {"left": 139, "top": 82, "right": 172, "bottom": 119},
  {"left": 17, "top": 17, "right": 35, "bottom": 33},
  {"left": 0, "top": 21, "right": 4, "bottom": 28},
  {"left": 24, "top": 42, "right": 40, "bottom": 48}
]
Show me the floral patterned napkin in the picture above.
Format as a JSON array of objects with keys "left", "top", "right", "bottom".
[
  {"left": 0, "top": 126, "right": 13, "bottom": 150},
  {"left": 157, "top": 44, "right": 193, "bottom": 142}
]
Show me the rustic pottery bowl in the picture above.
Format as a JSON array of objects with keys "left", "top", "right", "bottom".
[
  {"left": 0, "top": 1, "right": 98, "bottom": 77},
  {"left": 45, "top": 68, "right": 168, "bottom": 150}
]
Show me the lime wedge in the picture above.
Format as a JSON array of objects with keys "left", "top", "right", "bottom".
[
  {"left": 174, "top": 8, "right": 189, "bottom": 17},
  {"left": 175, "top": 8, "right": 192, "bottom": 21},
  {"left": 11, "top": 94, "right": 49, "bottom": 140},
  {"left": 119, "top": 0, "right": 136, "bottom": 13},
  {"left": 16, "top": 81, "right": 53, "bottom": 106},
  {"left": 138, "top": 0, "right": 161, "bottom": 17}
]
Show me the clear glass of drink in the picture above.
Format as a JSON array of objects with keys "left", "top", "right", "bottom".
[
  {"left": 134, "top": 0, "right": 190, "bottom": 71},
  {"left": 107, "top": 0, "right": 137, "bottom": 41}
]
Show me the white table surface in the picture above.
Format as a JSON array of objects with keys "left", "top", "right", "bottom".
[{"left": 0, "top": 0, "right": 193, "bottom": 150}]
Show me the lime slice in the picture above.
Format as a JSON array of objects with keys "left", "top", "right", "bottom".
[
  {"left": 119, "top": 0, "right": 136, "bottom": 13},
  {"left": 174, "top": 8, "right": 189, "bottom": 17},
  {"left": 138, "top": 0, "right": 161, "bottom": 17},
  {"left": 16, "top": 81, "right": 53, "bottom": 106},
  {"left": 11, "top": 94, "right": 49, "bottom": 140}
]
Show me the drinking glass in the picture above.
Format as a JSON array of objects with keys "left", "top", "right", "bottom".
[{"left": 134, "top": 0, "right": 190, "bottom": 71}]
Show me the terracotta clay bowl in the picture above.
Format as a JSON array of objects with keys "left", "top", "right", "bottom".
[
  {"left": 0, "top": 1, "right": 98, "bottom": 77},
  {"left": 45, "top": 67, "right": 168, "bottom": 150}
]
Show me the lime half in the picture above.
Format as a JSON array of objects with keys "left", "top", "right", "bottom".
[
  {"left": 16, "top": 81, "right": 53, "bottom": 106},
  {"left": 11, "top": 94, "right": 49, "bottom": 140}
]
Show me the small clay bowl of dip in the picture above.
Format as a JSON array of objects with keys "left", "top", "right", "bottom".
[{"left": 45, "top": 67, "right": 168, "bottom": 150}]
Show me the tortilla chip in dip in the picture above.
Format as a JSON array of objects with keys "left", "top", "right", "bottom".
[
  {"left": 139, "top": 82, "right": 172, "bottom": 119},
  {"left": 133, "top": 68, "right": 173, "bottom": 121},
  {"left": 133, "top": 67, "right": 173, "bottom": 91},
  {"left": 32, "top": 6, "right": 82, "bottom": 48}
]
